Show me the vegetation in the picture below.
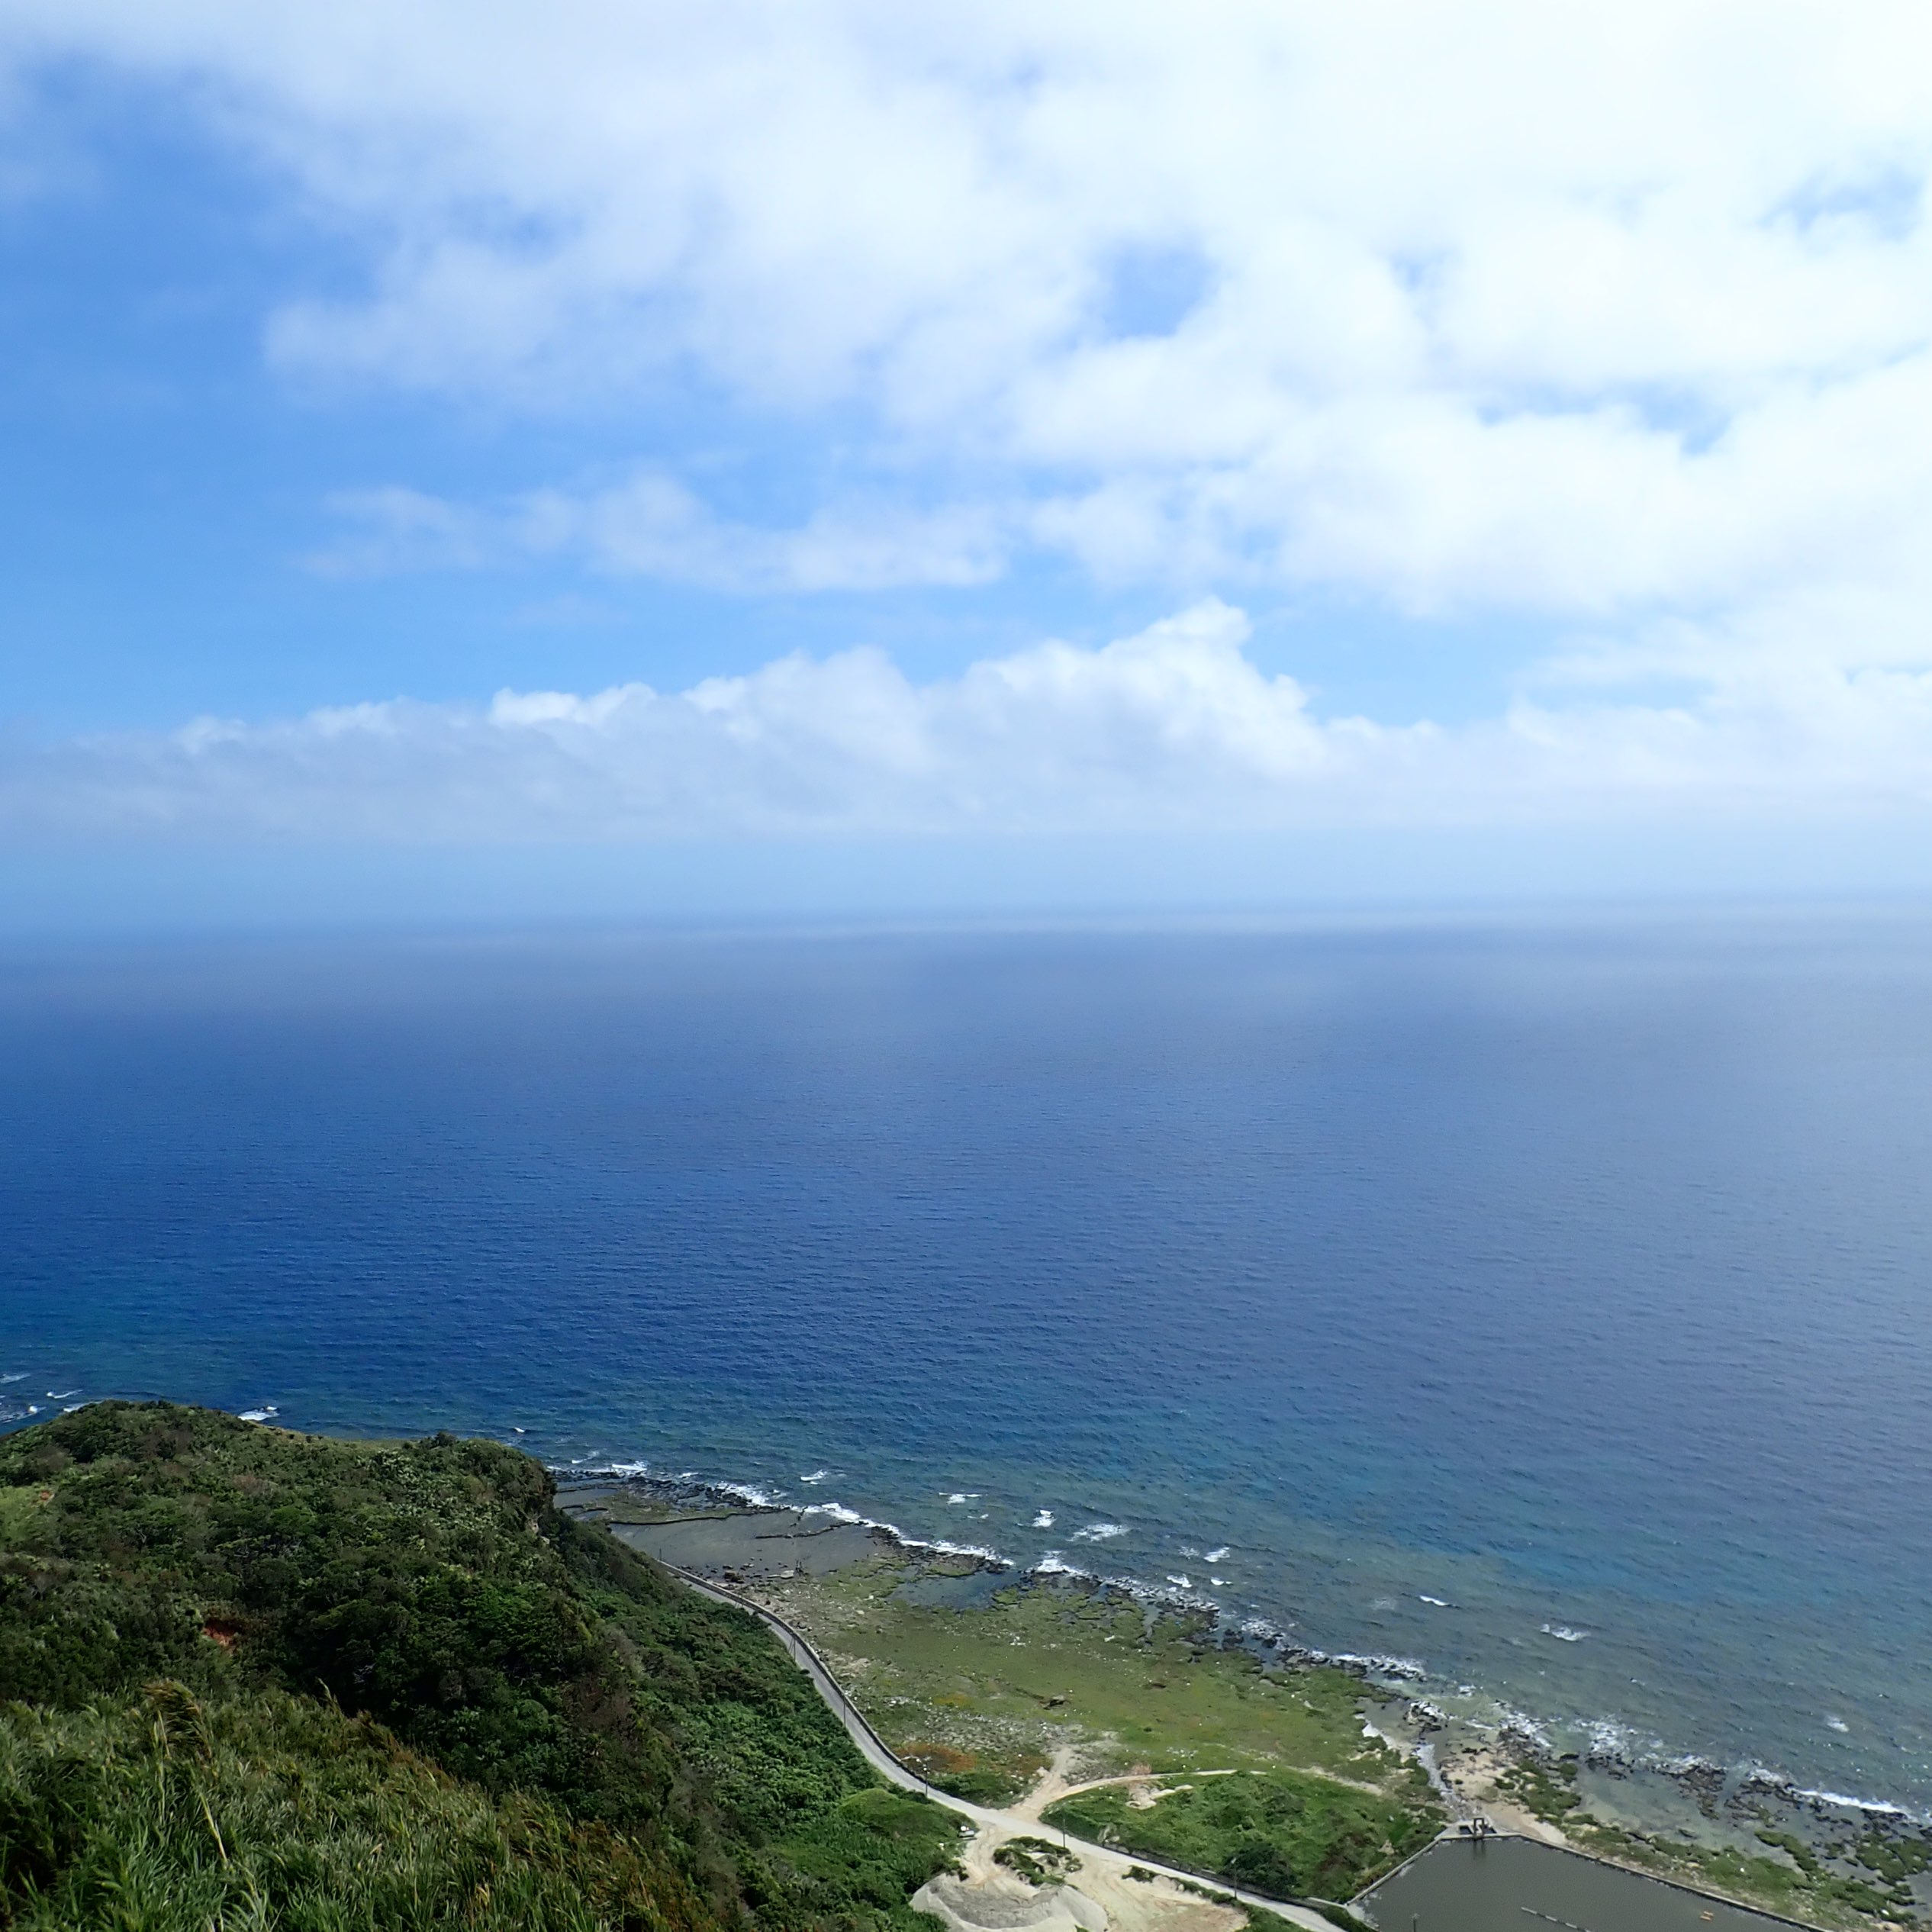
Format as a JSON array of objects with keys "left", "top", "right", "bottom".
[
  {"left": 763, "top": 1554, "right": 1428, "bottom": 1802},
  {"left": 1041, "top": 1768, "right": 1438, "bottom": 1902},
  {"left": 0, "top": 1402, "right": 962, "bottom": 1930},
  {"left": 1492, "top": 1754, "right": 1583, "bottom": 1823},
  {"left": 990, "top": 1837, "right": 1077, "bottom": 1885},
  {"left": 1565, "top": 1812, "right": 1917, "bottom": 1930}
]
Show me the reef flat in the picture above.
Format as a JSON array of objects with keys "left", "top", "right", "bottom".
[{"left": 563, "top": 1476, "right": 1932, "bottom": 1932}]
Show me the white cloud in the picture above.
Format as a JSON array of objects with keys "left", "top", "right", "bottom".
[
  {"left": 311, "top": 473, "right": 1006, "bottom": 591},
  {"left": 6, "top": 0, "right": 1932, "bottom": 833},
  {"left": 8, "top": 0, "right": 1932, "bottom": 644},
  {"left": 8, "top": 604, "right": 1932, "bottom": 845}
]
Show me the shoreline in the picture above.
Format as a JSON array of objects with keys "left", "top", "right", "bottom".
[
  {"left": 562, "top": 1458, "right": 1913, "bottom": 1827},
  {"left": 562, "top": 1461, "right": 1932, "bottom": 1930}
]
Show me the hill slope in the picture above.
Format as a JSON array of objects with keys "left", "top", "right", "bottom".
[{"left": 0, "top": 1402, "right": 960, "bottom": 1930}]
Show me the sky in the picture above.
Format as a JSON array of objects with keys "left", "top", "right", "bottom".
[{"left": 4, "top": 1, "right": 1932, "bottom": 927}]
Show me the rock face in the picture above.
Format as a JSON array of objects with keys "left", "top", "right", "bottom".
[{"left": 914, "top": 1874, "right": 1109, "bottom": 1932}]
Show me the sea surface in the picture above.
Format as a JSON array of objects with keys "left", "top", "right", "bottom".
[{"left": 4, "top": 910, "right": 1932, "bottom": 1810}]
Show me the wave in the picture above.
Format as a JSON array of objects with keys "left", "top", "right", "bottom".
[
  {"left": 803, "top": 1501, "right": 865, "bottom": 1525},
  {"left": 556, "top": 1450, "right": 1932, "bottom": 1821}
]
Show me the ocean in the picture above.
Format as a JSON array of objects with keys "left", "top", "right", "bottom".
[{"left": 4, "top": 909, "right": 1931, "bottom": 1811}]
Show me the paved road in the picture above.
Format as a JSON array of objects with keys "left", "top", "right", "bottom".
[{"left": 667, "top": 1563, "right": 1339, "bottom": 1932}]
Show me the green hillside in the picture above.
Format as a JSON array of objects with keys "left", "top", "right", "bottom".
[{"left": 0, "top": 1402, "right": 961, "bottom": 1930}]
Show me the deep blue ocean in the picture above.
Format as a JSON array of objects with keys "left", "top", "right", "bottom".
[{"left": 5, "top": 911, "right": 1932, "bottom": 1809}]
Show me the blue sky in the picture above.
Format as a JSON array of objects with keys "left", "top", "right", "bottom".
[{"left": 4, "top": 5, "right": 1932, "bottom": 926}]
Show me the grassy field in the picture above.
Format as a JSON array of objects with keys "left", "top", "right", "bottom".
[
  {"left": 1043, "top": 1769, "right": 1438, "bottom": 1905},
  {"left": 755, "top": 1549, "right": 1441, "bottom": 1902}
]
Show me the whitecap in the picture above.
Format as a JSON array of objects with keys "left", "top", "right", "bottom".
[
  {"left": 1032, "top": 1509, "right": 1054, "bottom": 1528},
  {"left": 713, "top": 1480, "right": 784, "bottom": 1507},
  {"left": 946, "top": 1492, "right": 978, "bottom": 1505},
  {"left": 1790, "top": 1784, "right": 1918, "bottom": 1819},
  {"left": 238, "top": 1406, "right": 278, "bottom": 1423},
  {"left": 1205, "top": 1546, "right": 1230, "bottom": 1563},
  {"left": 1072, "top": 1522, "right": 1126, "bottom": 1541},
  {"left": 1826, "top": 1715, "right": 1850, "bottom": 1734},
  {"left": 1167, "top": 1573, "right": 1193, "bottom": 1589},
  {"left": 1541, "top": 1623, "right": 1587, "bottom": 1642},
  {"left": 512, "top": 1426, "right": 526, "bottom": 1435},
  {"left": 0, "top": 1373, "right": 24, "bottom": 1383},
  {"left": 800, "top": 1470, "right": 829, "bottom": 1484},
  {"left": 803, "top": 1501, "right": 865, "bottom": 1525},
  {"left": 1210, "top": 1576, "right": 1229, "bottom": 1586},
  {"left": 46, "top": 1389, "right": 79, "bottom": 1400},
  {"left": 1419, "top": 1595, "right": 1452, "bottom": 1608}
]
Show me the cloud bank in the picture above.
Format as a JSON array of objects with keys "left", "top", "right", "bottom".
[
  {"left": 4, "top": 1, "right": 1932, "bottom": 861},
  {"left": 10, "top": 604, "right": 1931, "bottom": 845}
]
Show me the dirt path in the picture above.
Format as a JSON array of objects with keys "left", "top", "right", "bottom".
[{"left": 668, "top": 1567, "right": 1341, "bottom": 1932}]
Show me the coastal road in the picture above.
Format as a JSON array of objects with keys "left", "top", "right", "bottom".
[{"left": 666, "top": 1564, "right": 1339, "bottom": 1932}]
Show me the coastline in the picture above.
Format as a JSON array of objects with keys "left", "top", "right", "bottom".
[{"left": 559, "top": 1461, "right": 1932, "bottom": 1931}]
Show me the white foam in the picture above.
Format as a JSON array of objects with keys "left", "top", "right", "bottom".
[
  {"left": 512, "top": 1426, "right": 526, "bottom": 1435},
  {"left": 800, "top": 1469, "right": 829, "bottom": 1484},
  {"left": 1032, "top": 1509, "right": 1054, "bottom": 1528},
  {"left": 713, "top": 1480, "right": 784, "bottom": 1507},
  {"left": 1419, "top": 1595, "right": 1451, "bottom": 1608},
  {"left": 1072, "top": 1522, "right": 1126, "bottom": 1541},
  {"left": 1825, "top": 1715, "right": 1850, "bottom": 1734},
  {"left": 1204, "top": 1546, "right": 1229, "bottom": 1563},
  {"left": 945, "top": 1492, "right": 977, "bottom": 1505},
  {"left": 237, "top": 1405, "right": 278, "bottom": 1423},
  {"left": 46, "top": 1389, "right": 78, "bottom": 1400},
  {"left": 0, "top": 1373, "right": 23, "bottom": 1383},
  {"left": 1792, "top": 1783, "right": 1918, "bottom": 1819},
  {"left": 1167, "top": 1573, "right": 1192, "bottom": 1589},
  {"left": 1210, "top": 1576, "right": 1229, "bottom": 1586},
  {"left": 1541, "top": 1623, "right": 1587, "bottom": 1642},
  {"left": 804, "top": 1501, "right": 865, "bottom": 1525}
]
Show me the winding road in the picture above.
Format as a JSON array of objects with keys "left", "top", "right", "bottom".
[{"left": 668, "top": 1563, "right": 1339, "bottom": 1932}]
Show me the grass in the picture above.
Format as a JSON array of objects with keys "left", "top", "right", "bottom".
[
  {"left": 0, "top": 1402, "right": 965, "bottom": 1931},
  {"left": 1042, "top": 1769, "right": 1437, "bottom": 1903},
  {"left": 765, "top": 1555, "right": 1428, "bottom": 1802},
  {"left": 1492, "top": 1756, "right": 1583, "bottom": 1824}
]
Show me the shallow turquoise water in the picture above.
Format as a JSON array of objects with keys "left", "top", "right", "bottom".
[{"left": 4, "top": 911, "right": 1931, "bottom": 1807}]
